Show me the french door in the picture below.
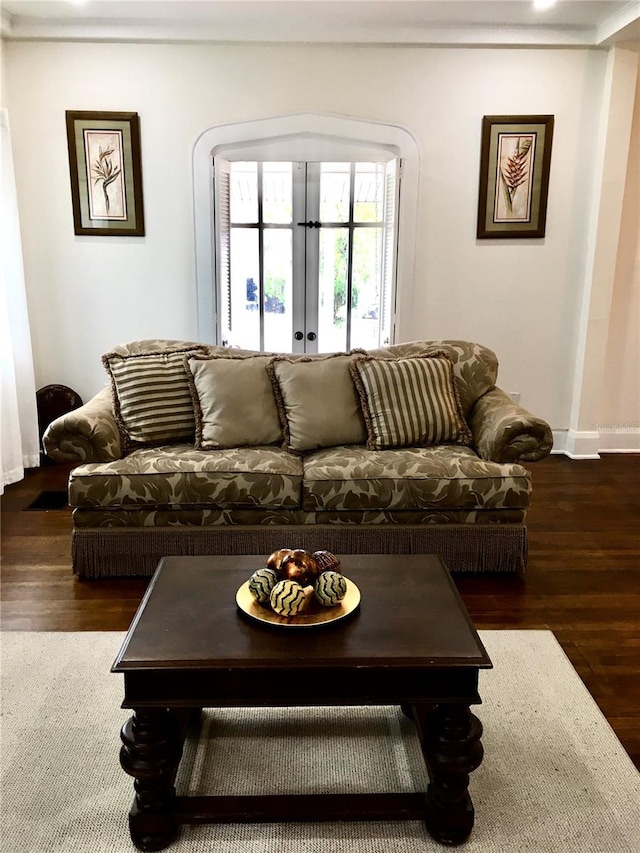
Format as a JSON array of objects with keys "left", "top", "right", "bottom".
[{"left": 214, "top": 158, "right": 399, "bottom": 353}]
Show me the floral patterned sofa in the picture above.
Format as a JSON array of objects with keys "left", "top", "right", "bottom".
[{"left": 43, "top": 338, "right": 553, "bottom": 578}]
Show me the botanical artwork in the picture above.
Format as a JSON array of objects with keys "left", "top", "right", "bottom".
[
  {"left": 494, "top": 133, "right": 536, "bottom": 223},
  {"left": 65, "top": 111, "right": 144, "bottom": 236},
  {"left": 477, "top": 115, "right": 554, "bottom": 239},
  {"left": 84, "top": 130, "right": 127, "bottom": 220}
]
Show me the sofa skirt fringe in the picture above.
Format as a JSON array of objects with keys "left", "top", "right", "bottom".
[{"left": 72, "top": 523, "right": 527, "bottom": 579}]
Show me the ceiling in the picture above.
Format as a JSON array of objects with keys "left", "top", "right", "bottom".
[{"left": 1, "top": 0, "right": 640, "bottom": 47}]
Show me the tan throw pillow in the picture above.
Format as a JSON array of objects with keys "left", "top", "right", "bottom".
[
  {"left": 186, "top": 354, "right": 282, "bottom": 449},
  {"left": 268, "top": 354, "right": 367, "bottom": 453},
  {"left": 102, "top": 346, "right": 208, "bottom": 448},
  {"left": 350, "top": 352, "right": 472, "bottom": 450}
]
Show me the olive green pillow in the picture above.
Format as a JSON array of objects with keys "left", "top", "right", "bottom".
[
  {"left": 186, "top": 354, "right": 282, "bottom": 449},
  {"left": 268, "top": 354, "right": 367, "bottom": 453},
  {"left": 350, "top": 352, "right": 472, "bottom": 450}
]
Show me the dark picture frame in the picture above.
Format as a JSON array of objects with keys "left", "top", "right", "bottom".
[
  {"left": 65, "top": 111, "right": 145, "bottom": 236},
  {"left": 477, "top": 115, "right": 554, "bottom": 239}
]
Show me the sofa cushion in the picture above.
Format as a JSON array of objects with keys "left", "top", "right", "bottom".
[
  {"left": 350, "top": 352, "right": 472, "bottom": 450},
  {"left": 302, "top": 445, "right": 531, "bottom": 512},
  {"left": 102, "top": 345, "right": 208, "bottom": 447},
  {"left": 186, "top": 354, "right": 281, "bottom": 449},
  {"left": 69, "top": 444, "right": 303, "bottom": 510},
  {"left": 268, "top": 354, "right": 367, "bottom": 453}
]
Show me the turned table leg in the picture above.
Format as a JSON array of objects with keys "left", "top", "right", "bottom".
[
  {"left": 412, "top": 703, "right": 484, "bottom": 846},
  {"left": 119, "top": 709, "right": 184, "bottom": 851}
]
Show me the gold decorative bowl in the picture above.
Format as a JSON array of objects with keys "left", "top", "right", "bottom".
[{"left": 236, "top": 578, "right": 361, "bottom": 629}]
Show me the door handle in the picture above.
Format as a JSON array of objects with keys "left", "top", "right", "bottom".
[
  {"left": 294, "top": 331, "right": 304, "bottom": 341},
  {"left": 307, "top": 332, "right": 317, "bottom": 341}
]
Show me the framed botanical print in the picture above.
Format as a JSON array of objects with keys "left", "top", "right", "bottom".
[
  {"left": 65, "top": 111, "right": 145, "bottom": 236},
  {"left": 477, "top": 115, "right": 554, "bottom": 239}
]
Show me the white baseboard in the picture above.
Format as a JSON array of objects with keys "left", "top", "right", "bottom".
[
  {"left": 597, "top": 429, "right": 640, "bottom": 453},
  {"left": 551, "top": 428, "right": 640, "bottom": 458},
  {"left": 560, "top": 430, "right": 601, "bottom": 459}
]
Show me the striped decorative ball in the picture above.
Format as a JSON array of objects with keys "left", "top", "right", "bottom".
[
  {"left": 270, "top": 580, "right": 308, "bottom": 616},
  {"left": 248, "top": 568, "right": 278, "bottom": 604},
  {"left": 314, "top": 571, "right": 347, "bottom": 607}
]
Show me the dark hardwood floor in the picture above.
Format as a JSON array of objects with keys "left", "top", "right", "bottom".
[{"left": 1, "top": 454, "right": 639, "bottom": 769}]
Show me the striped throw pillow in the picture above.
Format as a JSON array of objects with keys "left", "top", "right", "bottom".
[
  {"left": 103, "top": 346, "right": 207, "bottom": 447},
  {"left": 350, "top": 353, "right": 472, "bottom": 450}
]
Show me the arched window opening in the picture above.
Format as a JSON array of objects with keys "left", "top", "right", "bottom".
[{"left": 193, "top": 114, "right": 419, "bottom": 350}]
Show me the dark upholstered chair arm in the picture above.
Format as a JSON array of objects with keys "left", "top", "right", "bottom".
[
  {"left": 470, "top": 387, "right": 553, "bottom": 464},
  {"left": 43, "top": 386, "right": 122, "bottom": 463}
]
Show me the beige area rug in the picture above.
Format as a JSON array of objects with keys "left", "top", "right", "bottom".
[{"left": 1, "top": 630, "right": 638, "bottom": 853}]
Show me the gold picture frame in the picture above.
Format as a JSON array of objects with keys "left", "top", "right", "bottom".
[
  {"left": 477, "top": 115, "right": 554, "bottom": 239},
  {"left": 65, "top": 111, "right": 145, "bottom": 236}
]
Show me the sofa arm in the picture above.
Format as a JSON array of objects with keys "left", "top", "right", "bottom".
[
  {"left": 470, "top": 387, "right": 553, "bottom": 463},
  {"left": 42, "top": 386, "right": 122, "bottom": 463}
]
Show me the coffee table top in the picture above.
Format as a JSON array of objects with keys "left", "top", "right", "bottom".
[{"left": 113, "top": 555, "right": 491, "bottom": 673}]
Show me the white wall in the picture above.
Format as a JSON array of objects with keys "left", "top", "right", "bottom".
[
  {"left": 3, "top": 40, "right": 633, "bottom": 442},
  {"left": 0, "top": 32, "right": 4, "bottom": 104}
]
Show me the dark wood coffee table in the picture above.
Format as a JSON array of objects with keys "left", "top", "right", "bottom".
[{"left": 112, "top": 554, "right": 491, "bottom": 851}]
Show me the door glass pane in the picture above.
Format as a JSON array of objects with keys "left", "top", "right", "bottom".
[
  {"left": 226, "top": 228, "right": 260, "bottom": 349},
  {"left": 351, "top": 228, "right": 383, "bottom": 350},
  {"left": 263, "top": 229, "right": 293, "bottom": 353},
  {"left": 318, "top": 227, "right": 348, "bottom": 352},
  {"left": 354, "top": 162, "right": 384, "bottom": 223},
  {"left": 319, "top": 163, "right": 349, "bottom": 223},
  {"left": 263, "top": 163, "right": 293, "bottom": 224},
  {"left": 230, "top": 162, "right": 258, "bottom": 224}
]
